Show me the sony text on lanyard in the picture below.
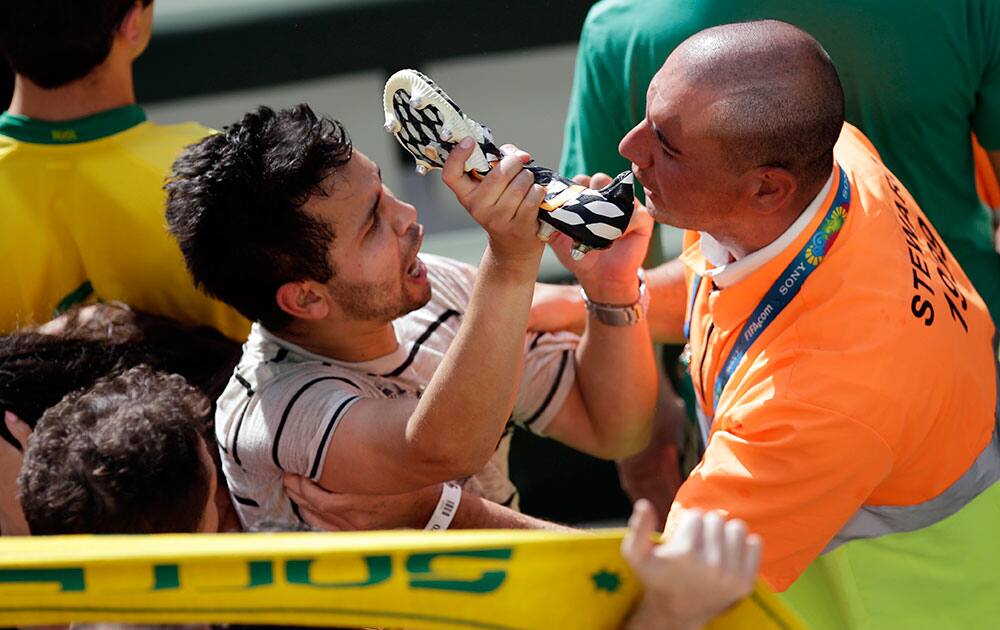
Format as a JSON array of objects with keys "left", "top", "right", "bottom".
[{"left": 692, "top": 165, "right": 852, "bottom": 415}]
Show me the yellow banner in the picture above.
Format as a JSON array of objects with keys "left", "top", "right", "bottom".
[{"left": 0, "top": 530, "right": 806, "bottom": 629}]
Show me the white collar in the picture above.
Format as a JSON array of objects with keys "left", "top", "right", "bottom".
[{"left": 700, "top": 170, "right": 835, "bottom": 289}]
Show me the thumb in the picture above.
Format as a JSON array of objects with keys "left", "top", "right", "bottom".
[
  {"left": 663, "top": 508, "right": 705, "bottom": 556},
  {"left": 588, "top": 172, "right": 613, "bottom": 190},
  {"left": 292, "top": 475, "right": 337, "bottom": 510},
  {"left": 623, "top": 204, "right": 655, "bottom": 237},
  {"left": 282, "top": 473, "right": 303, "bottom": 494},
  {"left": 547, "top": 231, "right": 594, "bottom": 272},
  {"left": 299, "top": 505, "right": 342, "bottom": 532},
  {"left": 546, "top": 231, "right": 574, "bottom": 262},
  {"left": 621, "top": 499, "right": 658, "bottom": 569}
]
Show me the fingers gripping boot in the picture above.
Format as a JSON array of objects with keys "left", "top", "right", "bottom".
[{"left": 383, "top": 69, "right": 635, "bottom": 255}]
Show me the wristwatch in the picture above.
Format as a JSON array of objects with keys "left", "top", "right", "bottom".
[{"left": 580, "top": 268, "right": 649, "bottom": 326}]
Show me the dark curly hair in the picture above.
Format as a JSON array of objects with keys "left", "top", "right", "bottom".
[
  {"left": 165, "top": 104, "right": 354, "bottom": 331},
  {"left": 0, "top": 0, "right": 152, "bottom": 88},
  {"left": 18, "top": 365, "right": 213, "bottom": 535},
  {"left": 0, "top": 304, "right": 240, "bottom": 434}
]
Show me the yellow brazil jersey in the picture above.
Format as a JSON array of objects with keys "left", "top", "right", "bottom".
[{"left": 0, "top": 105, "right": 249, "bottom": 340}]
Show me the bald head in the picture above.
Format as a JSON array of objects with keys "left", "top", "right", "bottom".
[{"left": 665, "top": 20, "right": 844, "bottom": 185}]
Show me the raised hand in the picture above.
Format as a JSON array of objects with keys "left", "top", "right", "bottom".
[
  {"left": 550, "top": 172, "right": 654, "bottom": 305},
  {"left": 442, "top": 139, "right": 546, "bottom": 270},
  {"left": 621, "top": 501, "right": 762, "bottom": 630}
]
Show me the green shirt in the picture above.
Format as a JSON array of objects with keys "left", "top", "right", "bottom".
[{"left": 561, "top": 0, "right": 1000, "bottom": 325}]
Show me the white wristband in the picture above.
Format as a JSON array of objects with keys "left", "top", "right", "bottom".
[{"left": 424, "top": 482, "right": 462, "bottom": 531}]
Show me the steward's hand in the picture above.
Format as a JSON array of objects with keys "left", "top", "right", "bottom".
[
  {"left": 442, "top": 139, "right": 546, "bottom": 270},
  {"left": 550, "top": 172, "right": 654, "bottom": 305}
]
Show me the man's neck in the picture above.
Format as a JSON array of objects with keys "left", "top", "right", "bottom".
[
  {"left": 713, "top": 174, "right": 830, "bottom": 261},
  {"left": 277, "top": 317, "right": 400, "bottom": 363},
  {"left": 722, "top": 214, "right": 800, "bottom": 261},
  {"left": 8, "top": 63, "right": 136, "bottom": 121}
]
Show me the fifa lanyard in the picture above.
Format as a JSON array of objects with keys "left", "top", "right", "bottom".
[{"left": 684, "top": 165, "right": 851, "bottom": 418}]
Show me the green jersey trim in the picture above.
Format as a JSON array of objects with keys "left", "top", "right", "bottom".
[
  {"left": 54, "top": 281, "right": 94, "bottom": 316},
  {"left": 0, "top": 105, "right": 146, "bottom": 144}
]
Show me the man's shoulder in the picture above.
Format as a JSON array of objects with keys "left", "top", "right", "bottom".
[
  {"left": 753, "top": 259, "right": 993, "bottom": 417},
  {"left": 214, "top": 334, "right": 368, "bottom": 486},
  {"left": 138, "top": 119, "right": 213, "bottom": 139},
  {"left": 228, "top": 325, "right": 361, "bottom": 394},
  {"left": 3, "top": 120, "right": 214, "bottom": 176},
  {"left": 236, "top": 360, "right": 364, "bottom": 406},
  {"left": 0, "top": 134, "right": 15, "bottom": 157},
  {"left": 125, "top": 120, "right": 214, "bottom": 153},
  {"left": 581, "top": 0, "right": 733, "bottom": 52},
  {"left": 215, "top": 336, "right": 367, "bottom": 441},
  {"left": 583, "top": 0, "right": 668, "bottom": 42},
  {"left": 57, "top": 120, "right": 213, "bottom": 194},
  {"left": 834, "top": 123, "right": 885, "bottom": 166},
  {"left": 583, "top": 0, "right": 644, "bottom": 34},
  {"left": 423, "top": 253, "right": 475, "bottom": 278},
  {"left": 0, "top": 132, "right": 39, "bottom": 164},
  {"left": 422, "top": 254, "right": 476, "bottom": 313}
]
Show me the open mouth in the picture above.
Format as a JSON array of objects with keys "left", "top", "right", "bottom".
[
  {"left": 404, "top": 225, "right": 426, "bottom": 279},
  {"left": 406, "top": 257, "right": 426, "bottom": 278},
  {"left": 643, "top": 187, "right": 662, "bottom": 208}
]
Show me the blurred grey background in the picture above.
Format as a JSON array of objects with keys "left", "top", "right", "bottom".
[
  {"left": 144, "top": 45, "right": 581, "bottom": 275},
  {"left": 140, "top": 0, "right": 604, "bottom": 280}
]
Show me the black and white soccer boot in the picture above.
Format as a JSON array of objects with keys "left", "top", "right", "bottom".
[{"left": 382, "top": 69, "right": 635, "bottom": 260}]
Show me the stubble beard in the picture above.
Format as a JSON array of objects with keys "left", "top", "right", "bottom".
[{"left": 328, "top": 275, "right": 431, "bottom": 323}]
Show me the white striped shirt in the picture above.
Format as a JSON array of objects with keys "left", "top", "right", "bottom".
[{"left": 216, "top": 255, "right": 578, "bottom": 530}]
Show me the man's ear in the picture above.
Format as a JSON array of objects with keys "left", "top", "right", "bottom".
[
  {"left": 276, "top": 281, "right": 330, "bottom": 322},
  {"left": 118, "top": 1, "right": 152, "bottom": 47},
  {"left": 746, "top": 167, "right": 797, "bottom": 216}
]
